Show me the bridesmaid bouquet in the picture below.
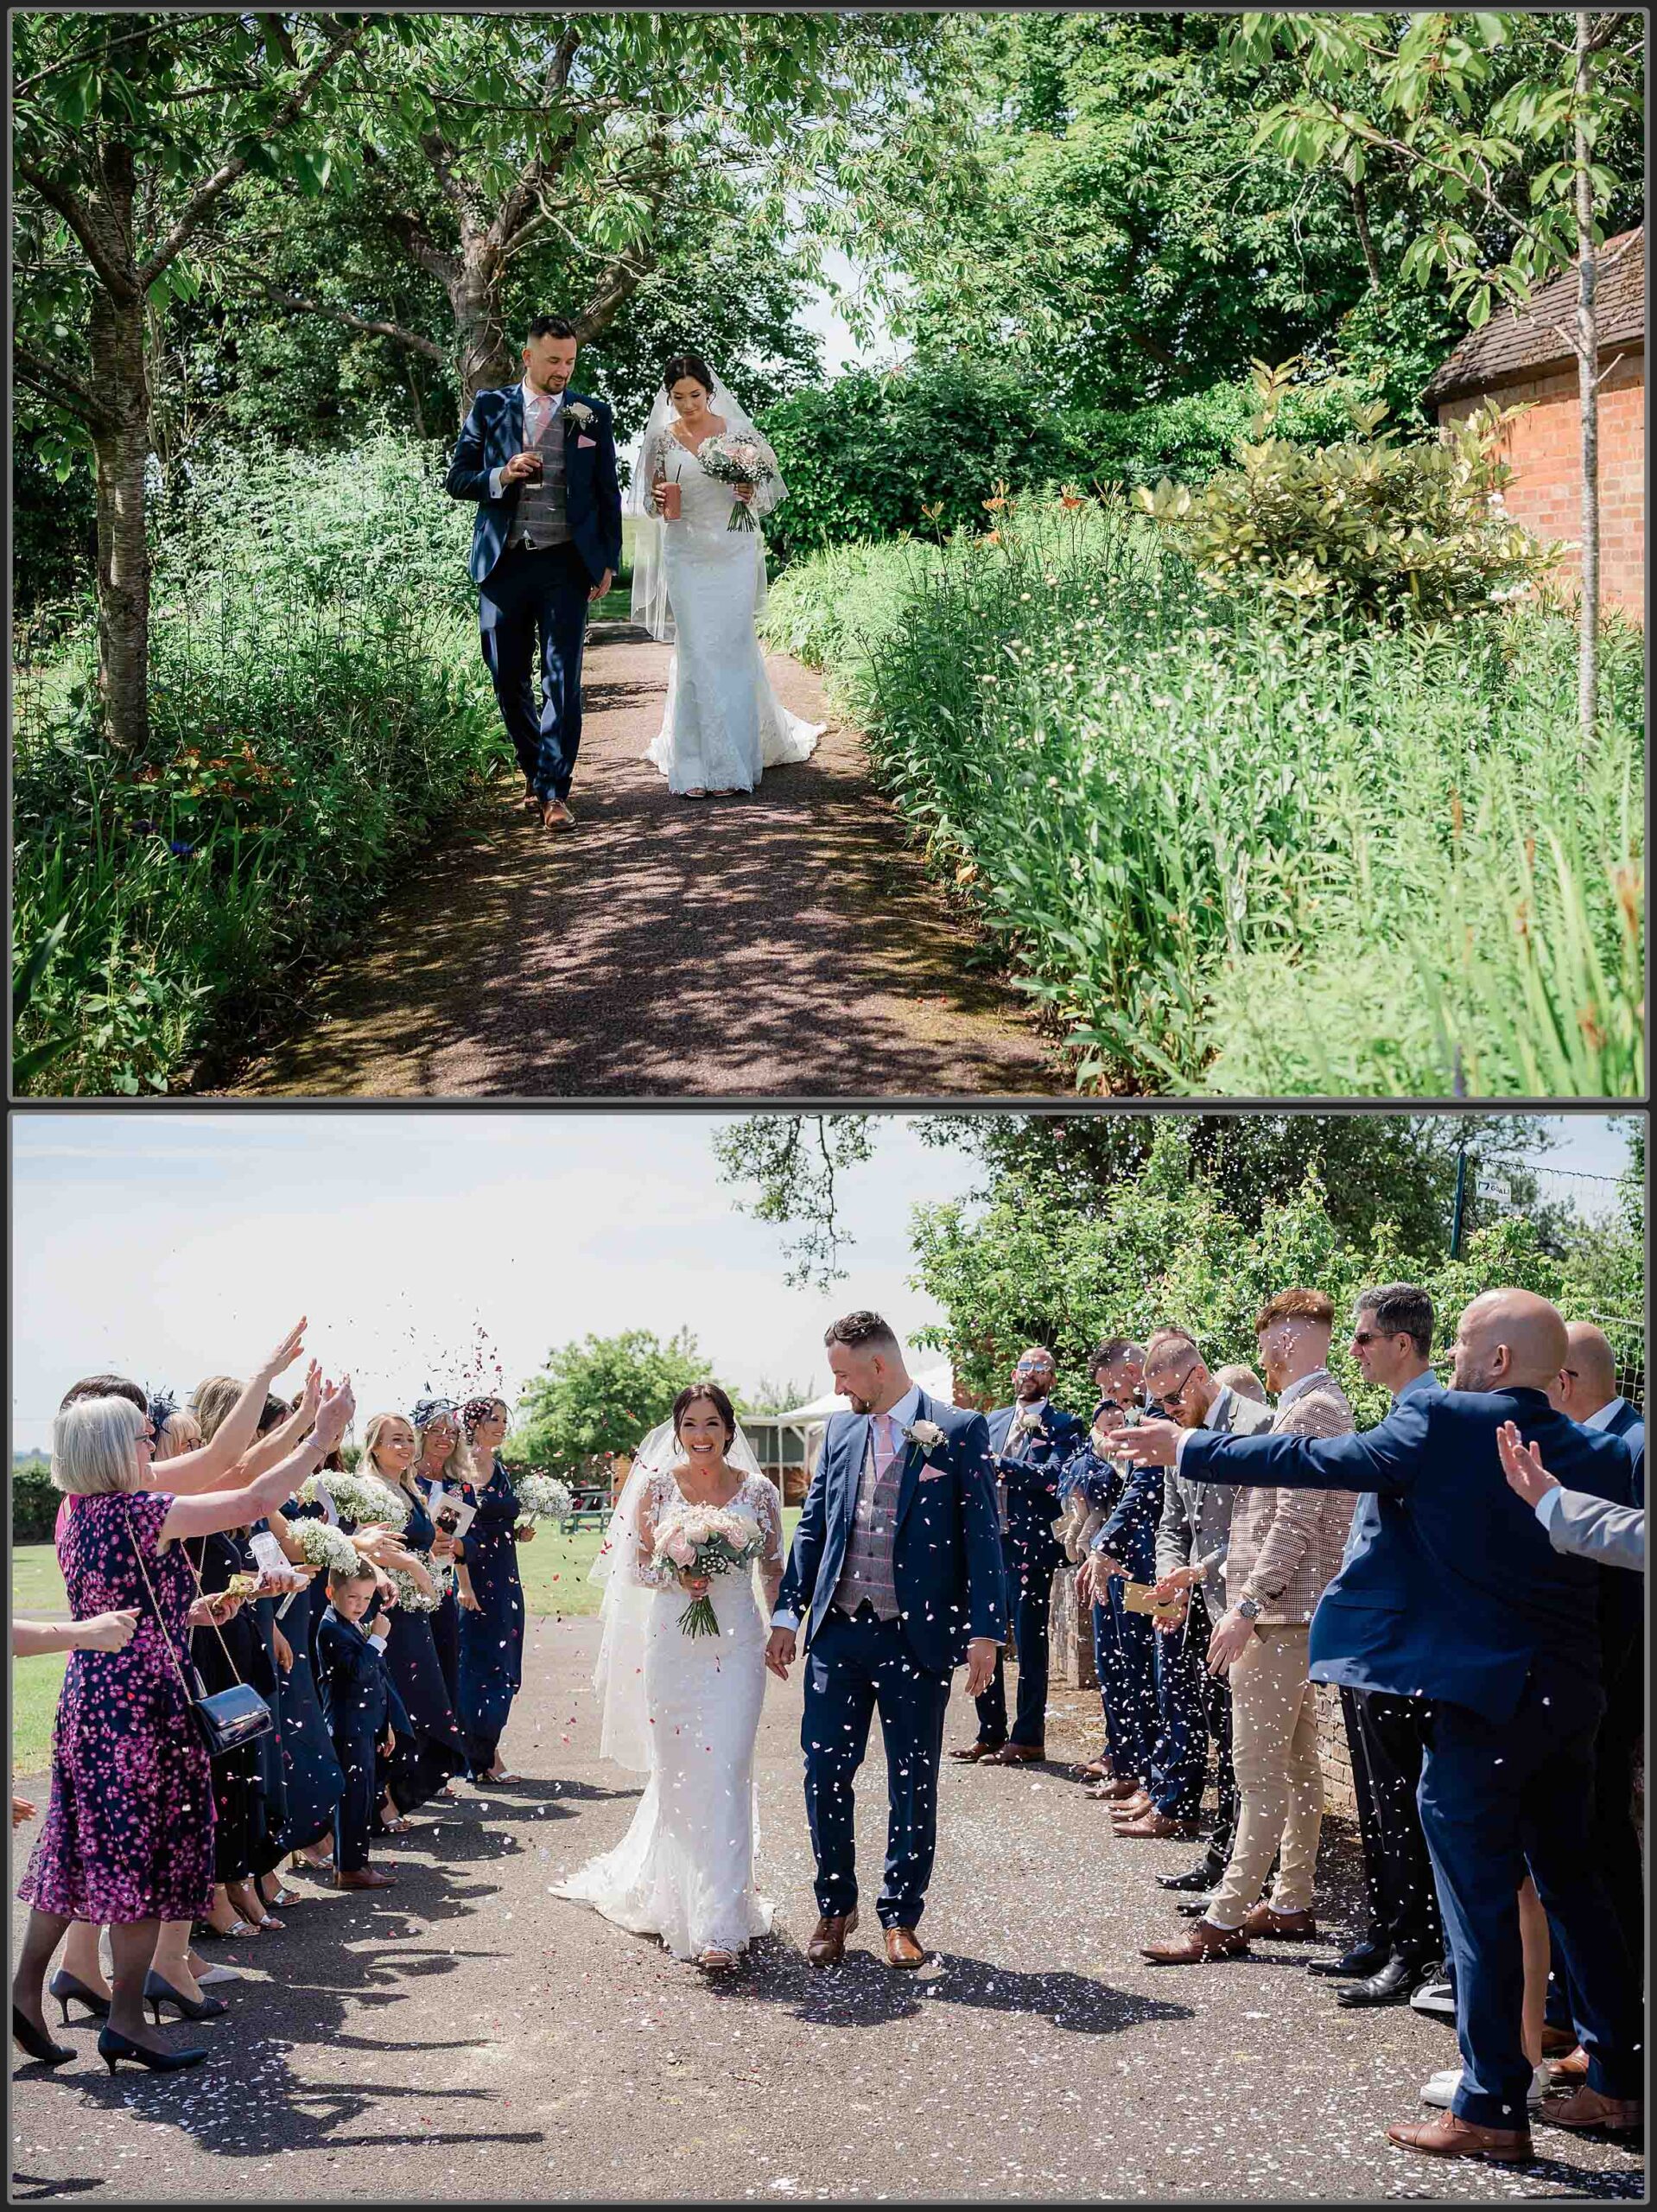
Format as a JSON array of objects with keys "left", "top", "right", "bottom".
[
  {"left": 384, "top": 1560, "right": 450, "bottom": 1614},
  {"left": 509, "top": 1472, "right": 574, "bottom": 1526},
  {"left": 291, "top": 1520, "right": 360, "bottom": 1576},
  {"left": 695, "top": 433, "right": 776, "bottom": 532},
  {"left": 300, "top": 1467, "right": 409, "bottom": 1530},
  {"left": 651, "top": 1504, "right": 765, "bottom": 1637}
]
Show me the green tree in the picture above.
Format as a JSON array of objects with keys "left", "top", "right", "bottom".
[
  {"left": 1234, "top": 9, "right": 1645, "bottom": 749},
  {"left": 510, "top": 1326, "right": 718, "bottom": 1475},
  {"left": 12, "top": 10, "right": 380, "bottom": 749}
]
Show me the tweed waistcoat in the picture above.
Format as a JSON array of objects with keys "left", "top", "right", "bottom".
[{"left": 509, "top": 398, "right": 571, "bottom": 550}]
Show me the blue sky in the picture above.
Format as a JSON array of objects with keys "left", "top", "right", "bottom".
[{"left": 10, "top": 1111, "right": 1634, "bottom": 1452}]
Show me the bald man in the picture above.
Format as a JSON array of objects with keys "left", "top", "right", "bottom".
[
  {"left": 1543, "top": 1321, "right": 1646, "bottom": 2052},
  {"left": 1114, "top": 1289, "right": 1642, "bottom": 2164}
]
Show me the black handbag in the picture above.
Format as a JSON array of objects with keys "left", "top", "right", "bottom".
[{"left": 123, "top": 1506, "right": 275, "bottom": 1759}]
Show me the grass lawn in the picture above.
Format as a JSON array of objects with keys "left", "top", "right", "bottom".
[{"left": 10, "top": 1506, "right": 803, "bottom": 1772}]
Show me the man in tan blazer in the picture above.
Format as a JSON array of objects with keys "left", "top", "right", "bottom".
[{"left": 1140, "top": 1288, "right": 1356, "bottom": 1962}]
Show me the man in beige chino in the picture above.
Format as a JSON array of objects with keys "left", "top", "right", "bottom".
[{"left": 1139, "top": 1288, "right": 1357, "bottom": 1961}]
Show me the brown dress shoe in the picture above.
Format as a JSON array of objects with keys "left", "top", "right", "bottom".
[
  {"left": 1547, "top": 2046, "right": 1590, "bottom": 2082},
  {"left": 1114, "top": 1811, "right": 1202, "bottom": 1840},
  {"left": 884, "top": 1927, "right": 925, "bottom": 1969},
  {"left": 1109, "top": 1789, "right": 1154, "bottom": 1819},
  {"left": 334, "top": 1867, "right": 397, "bottom": 1891},
  {"left": 1072, "top": 1758, "right": 1114, "bottom": 1782},
  {"left": 1142, "top": 1917, "right": 1250, "bottom": 1964},
  {"left": 1241, "top": 1904, "right": 1318, "bottom": 1939},
  {"left": 949, "top": 1741, "right": 1004, "bottom": 1763},
  {"left": 1540, "top": 2022, "right": 1579, "bottom": 2057},
  {"left": 1089, "top": 1777, "right": 1144, "bottom": 1802},
  {"left": 1387, "top": 2111, "right": 1533, "bottom": 2163},
  {"left": 805, "top": 1910, "right": 858, "bottom": 1967},
  {"left": 1542, "top": 2084, "right": 1643, "bottom": 2133},
  {"left": 985, "top": 1743, "right": 1044, "bottom": 1764}
]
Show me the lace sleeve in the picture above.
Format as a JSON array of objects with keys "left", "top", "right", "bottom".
[
  {"left": 752, "top": 431, "right": 784, "bottom": 520},
  {"left": 632, "top": 1470, "right": 676, "bottom": 1588},
  {"left": 753, "top": 1477, "right": 786, "bottom": 1605}
]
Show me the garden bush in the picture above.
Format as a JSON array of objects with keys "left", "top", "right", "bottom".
[
  {"left": 760, "top": 494, "right": 1644, "bottom": 1097},
  {"left": 12, "top": 1460, "right": 59, "bottom": 1542},
  {"left": 1135, "top": 364, "right": 1559, "bottom": 622},
  {"left": 12, "top": 435, "right": 503, "bottom": 1095}
]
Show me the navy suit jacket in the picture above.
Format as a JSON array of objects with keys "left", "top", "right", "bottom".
[
  {"left": 1178, "top": 1386, "right": 1636, "bottom": 1724},
  {"left": 988, "top": 1402, "right": 1086, "bottom": 1561},
  {"left": 1601, "top": 1398, "right": 1645, "bottom": 1501},
  {"left": 445, "top": 385, "right": 624, "bottom": 586},
  {"left": 776, "top": 1391, "right": 1006, "bottom": 1677},
  {"left": 315, "top": 1607, "right": 411, "bottom": 1743}
]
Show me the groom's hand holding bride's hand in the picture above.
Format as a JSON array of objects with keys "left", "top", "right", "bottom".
[
  {"left": 765, "top": 1626, "right": 796, "bottom": 1681},
  {"left": 964, "top": 1637, "right": 998, "bottom": 1697}
]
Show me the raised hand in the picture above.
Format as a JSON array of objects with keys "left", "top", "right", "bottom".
[
  {"left": 1498, "top": 1419, "right": 1559, "bottom": 1509},
  {"left": 296, "top": 1360, "right": 322, "bottom": 1426},
  {"left": 260, "top": 1318, "right": 308, "bottom": 1382},
  {"left": 313, "top": 1374, "right": 354, "bottom": 1453}
]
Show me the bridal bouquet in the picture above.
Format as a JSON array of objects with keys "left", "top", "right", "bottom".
[
  {"left": 651, "top": 1504, "right": 765, "bottom": 1637},
  {"left": 384, "top": 1560, "right": 451, "bottom": 1613},
  {"left": 695, "top": 433, "right": 776, "bottom": 532},
  {"left": 299, "top": 1467, "right": 409, "bottom": 1531},
  {"left": 509, "top": 1471, "right": 574, "bottom": 1526}
]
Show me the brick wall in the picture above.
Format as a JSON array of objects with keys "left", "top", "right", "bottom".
[
  {"left": 1316, "top": 1683, "right": 1358, "bottom": 1821},
  {"left": 1440, "top": 348, "right": 1645, "bottom": 620}
]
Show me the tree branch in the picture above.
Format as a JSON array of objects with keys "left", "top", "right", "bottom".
[
  {"left": 241, "top": 276, "right": 445, "bottom": 360},
  {"left": 13, "top": 154, "right": 136, "bottom": 302},
  {"left": 572, "top": 246, "right": 658, "bottom": 343},
  {"left": 136, "top": 19, "right": 369, "bottom": 289},
  {"left": 14, "top": 336, "right": 111, "bottom": 429}
]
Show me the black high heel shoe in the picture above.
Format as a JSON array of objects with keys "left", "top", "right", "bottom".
[
  {"left": 143, "top": 1971, "right": 227, "bottom": 2026},
  {"left": 97, "top": 2026, "right": 207, "bottom": 2075},
  {"left": 13, "top": 2005, "right": 74, "bottom": 2066},
  {"left": 48, "top": 1968, "right": 111, "bottom": 2024}
]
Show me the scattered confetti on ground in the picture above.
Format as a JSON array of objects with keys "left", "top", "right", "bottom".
[{"left": 10, "top": 1622, "right": 1645, "bottom": 2201}]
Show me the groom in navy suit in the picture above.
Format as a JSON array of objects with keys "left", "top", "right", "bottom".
[
  {"left": 445, "top": 315, "right": 623, "bottom": 831},
  {"left": 1117, "top": 1288, "right": 1643, "bottom": 2164},
  {"left": 769, "top": 1312, "right": 1006, "bottom": 1968}
]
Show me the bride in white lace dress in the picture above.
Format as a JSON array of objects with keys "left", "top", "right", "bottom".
[
  {"left": 554, "top": 1386, "right": 784, "bottom": 1970},
  {"left": 629, "top": 354, "right": 823, "bottom": 799}
]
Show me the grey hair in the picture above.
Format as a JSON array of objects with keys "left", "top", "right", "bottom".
[{"left": 53, "top": 1395, "right": 147, "bottom": 1496}]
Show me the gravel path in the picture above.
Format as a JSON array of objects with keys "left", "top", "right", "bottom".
[
  {"left": 221, "top": 629, "right": 1060, "bottom": 1098},
  {"left": 11, "top": 1618, "right": 1643, "bottom": 2202}
]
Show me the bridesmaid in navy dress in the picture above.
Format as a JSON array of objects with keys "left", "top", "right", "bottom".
[
  {"left": 411, "top": 1400, "right": 469, "bottom": 1708},
  {"left": 13, "top": 1382, "right": 352, "bottom": 2075},
  {"left": 456, "top": 1397, "right": 530, "bottom": 1783},
  {"left": 264, "top": 1491, "right": 346, "bottom": 1869},
  {"left": 359, "top": 1412, "right": 467, "bottom": 1815}
]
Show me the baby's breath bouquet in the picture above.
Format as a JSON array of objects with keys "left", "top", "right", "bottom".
[
  {"left": 651, "top": 1503, "right": 765, "bottom": 1637},
  {"left": 300, "top": 1468, "right": 409, "bottom": 1530},
  {"left": 291, "top": 1519, "right": 360, "bottom": 1576},
  {"left": 510, "top": 1471, "right": 574, "bottom": 1526},
  {"left": 384, "top": 1560, "right": 448, "bottom": 1613}
]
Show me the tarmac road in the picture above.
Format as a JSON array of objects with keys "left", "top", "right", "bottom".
[
  {"left": 10, "top": 1615, "right": 1644, "bottom": 2202},
  {"left": 223, "top": 629, "right": 1061, "bottom": 1099}
]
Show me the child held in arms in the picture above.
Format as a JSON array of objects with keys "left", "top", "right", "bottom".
[{"left": 316, "top": 1565, "right": 410, "bottom": 1891}]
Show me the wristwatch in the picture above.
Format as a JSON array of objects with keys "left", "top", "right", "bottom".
[{"left": 1235, "top": 1595, "right": 1262, "bottom": 1622}]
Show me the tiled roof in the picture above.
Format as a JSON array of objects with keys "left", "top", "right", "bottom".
[{"left": 1422, "top": 227, "right": 1644, "bottom": 404}]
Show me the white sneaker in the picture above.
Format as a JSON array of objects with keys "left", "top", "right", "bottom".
[{"left": 1421, "top": 2064, "right": 1548, "bottom": 2110}]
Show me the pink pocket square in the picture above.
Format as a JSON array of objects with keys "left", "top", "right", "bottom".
[
  {"left": 919, "top": 1465, "right": 949, "bottom": 1480},
  {"left": 577, "top": 435, "right": 597, "bottom": 448}
]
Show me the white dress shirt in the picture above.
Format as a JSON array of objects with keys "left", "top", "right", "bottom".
[
  {"left": 488, "top": 380, "right": 565, "bottom": 504},
  {"left": 1583, "top": 1395, "right": 1632, "bottom": 1432},
  {"left": 771, "top": 1383, "right": 923, "bottom": 1632}
]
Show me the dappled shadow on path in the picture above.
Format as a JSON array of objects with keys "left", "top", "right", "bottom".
[{"left": 225, "top": 630, "right": 1062, "bottom": 1097}]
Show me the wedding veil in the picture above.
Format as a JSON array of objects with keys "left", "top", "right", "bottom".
[
  {"left": 587, "top": 1413, "right": 767, "bottom": 1770},
  {"left": 627, "top": 367, "right": 775, "bottom": 645}
]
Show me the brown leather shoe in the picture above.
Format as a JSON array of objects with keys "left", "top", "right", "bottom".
[
  {"left": 1387, "top": 2111, "right": 1533, "bottom": 2162},
  {"left": 1241, "top": 1904, "right": 1318, "bottom": 1939},
  {"left": 805, "top": 1910, "right": 858, "bottom": 1967},
  {"left": 541, "top": 798, "right": 575, "bottom": 831},
  {"left": 1108, "top": 1789, "right": 1154, "bottom": 1821},
  {"left": 1547, "top": 2046, "right": 1590, "bottom": 2082},
  {"left": 1142, "top": 1917, "right": 1249, "bottom": 1964},
  {"left": 1072, "top": 1758, "right": 1114, "bottom": 1782},
  {"left": 949, "top": 1741, "right": 1004, "bottom": 1763},
  {"left": 1114, "top": 1812, "right": 1202, "bottom": 1840},
  {"left": 1089, "top": 1777, "right": 1143, "bottom": 1802},
  {"left": 1540, "top": 2022, "right": 1579, "bottom": 2057},
  {"left": 884, "top": 1927, "right": 925, "bottom": 1969},
  {"left": 334, "top": 1867, "right": 397, "bottom": 1891},
  {"left": 1542, "top": 2085, "right": 1643, "bottom": 2133},
  {"left": 985, "top": 1743, "right": 1044, "bottom": 1764}
]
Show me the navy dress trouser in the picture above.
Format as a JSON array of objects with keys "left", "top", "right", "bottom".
[
  {"left": 1145, "top": 1588, "right": 1210, "bottom": 1821},
  {"left": 975, "top": 1535, "right": 1057, "bottom": 1749},
  {"left": 478, "top": 541, "right": 590, "bottom": 800},
  {"left": 803, "top": 1608, "right": 951, "bottom": 1929},
  {"left": 1419, "top": 1655, "right": 1644, "bottom": 2131},
  {"left": 331, "top": 1720, "right": 380, "bottom": 1874}
]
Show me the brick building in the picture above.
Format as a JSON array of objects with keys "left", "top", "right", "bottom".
[{"left": 1422, "top": 226, "right": 1645, "bottom": 620}]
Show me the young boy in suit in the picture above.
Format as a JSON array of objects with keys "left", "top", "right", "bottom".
[{"left": 316, "top": 1565, "right": 409, "bottom": 1891}]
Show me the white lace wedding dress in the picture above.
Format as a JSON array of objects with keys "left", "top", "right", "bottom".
[
  {"left": 554, "top": 1465, "right": 784, "bottom": 1961},
  {"left": 637, "top": 426, "right": 823, "bottom": 795}
]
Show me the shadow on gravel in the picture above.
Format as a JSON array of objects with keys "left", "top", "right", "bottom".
[{"left": 10, "top": 2177, "right": 103, "bottom": 2201}]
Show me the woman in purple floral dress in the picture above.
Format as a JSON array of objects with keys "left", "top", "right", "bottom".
[{"left": 12, "top": 1378, "right": 355, "bottom": 2076}]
